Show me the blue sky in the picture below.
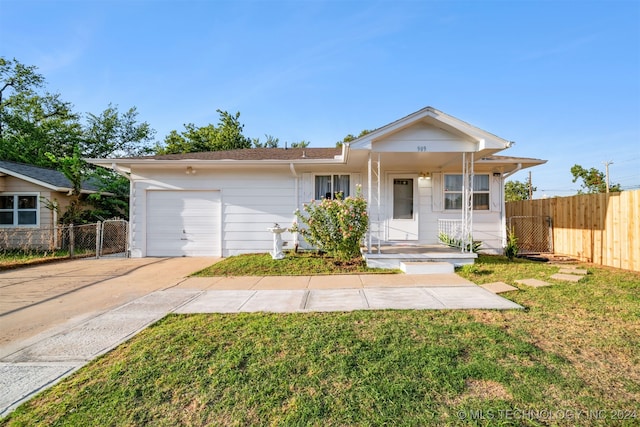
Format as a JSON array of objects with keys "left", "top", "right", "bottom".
[{"left": 2, "top": 0, "right": 639, "bottom": 197}]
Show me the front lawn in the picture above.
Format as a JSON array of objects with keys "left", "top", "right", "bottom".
[
  {"left": 192, "top": 251, "right": 394, "bottom": 276},
  {"left": 3, "top": 257, "right": 639, "bottom": 426}
]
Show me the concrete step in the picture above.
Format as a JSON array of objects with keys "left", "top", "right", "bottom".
[{"left": 400, "top": 261, "right": 454, "bottom": 275}]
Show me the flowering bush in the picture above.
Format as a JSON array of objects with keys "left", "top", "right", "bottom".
[{"left": 291, "top": 186, "right": 368, "bottom": 262}]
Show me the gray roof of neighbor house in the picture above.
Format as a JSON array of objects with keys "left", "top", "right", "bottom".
[
  {"left": 117, "top": 147, "right": 343, "bottom": 161},
  {"left": 0, "top": 160, "right": 101, "bottom": 193}
]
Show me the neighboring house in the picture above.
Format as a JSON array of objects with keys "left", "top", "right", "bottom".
[
  {"left": 88, "top": 106, "right": 546, "bottom": 263},
  {"left": 0, "top": 160, "right": 100, "bottom": 249}
]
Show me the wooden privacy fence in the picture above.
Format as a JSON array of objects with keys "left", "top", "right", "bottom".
[{"left": 506, "top": 190, "right": 640, "bottom": 272}]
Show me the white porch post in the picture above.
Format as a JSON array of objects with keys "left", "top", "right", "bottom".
[
  {"left": 366, "top": 152, "right": 382, "bottom": 254},
  {"left": 461, "top": 152, "right": 474, "bottom": 252},
  {"left": 367, "top": 153, "right": 372, "bottom": 253},
  {"left": 376, "top": 152, "right": 381, "bottom": 253}
]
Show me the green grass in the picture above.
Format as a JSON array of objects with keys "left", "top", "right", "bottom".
[
  {"left": 193, "top": 251, "right": 395, "bottom": 276},
  {"left": 3, "top": 256, "right": 640, "bottom": 426},
  {"left": 0, "top": 249, "right": 71, "bottom": 270}
]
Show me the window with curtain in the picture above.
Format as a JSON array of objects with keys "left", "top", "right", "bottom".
[
  {"left": 0, "top": 194, "right": 39, "bottom": 226},
  {"left": 315, "top": 175, "right": 350, "bottom": 200},
  {"left": 444, "top": 174, "right": 490, "bottom": 210}
]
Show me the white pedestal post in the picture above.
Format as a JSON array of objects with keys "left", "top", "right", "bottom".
[{"left": 267, "top": 225, "right": 286, "bottom": 260}]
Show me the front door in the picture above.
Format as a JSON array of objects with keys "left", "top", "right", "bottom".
[{"left": 387, "top": 175, "right": 418, "bottom": 240}]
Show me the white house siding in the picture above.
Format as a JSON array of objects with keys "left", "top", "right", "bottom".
[
  {"left": 429, "top": 172, "right": 505, "bottom": 253},
  {"left": 129, "top": 167, "right": 298, "bottom": 257}
]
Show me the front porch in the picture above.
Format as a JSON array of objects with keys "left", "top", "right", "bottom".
[{"left": 364, "top": 244, "right": 477, "bottom": 270}]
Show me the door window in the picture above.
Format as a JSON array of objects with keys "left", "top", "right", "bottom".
[{"left": 393, "top": 179, "right": 413, "bottom": 219}]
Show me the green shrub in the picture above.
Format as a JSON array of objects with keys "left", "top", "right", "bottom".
[
  {"left": 504, "top": 228, "right": 519, "bottom": 261},
  {"left": 291, "top": 186, "right": 368, "bottom": 262},
  {"left": 438, "top": 232, "right": 482, "bottom": 253}
]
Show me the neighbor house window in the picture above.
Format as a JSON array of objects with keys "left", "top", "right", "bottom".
[
  {"left": 444, "top": 174, "right": 490, "bottom": 210},
  {"left": 0, "top": 194, "right": 39, "bottom": 226},
  {"left": 315, "top": 175, "right": 350, "bottom": 200}
]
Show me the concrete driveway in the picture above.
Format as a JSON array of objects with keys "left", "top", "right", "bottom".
[{"left": 0, "top": 257, "right": 218, "bottom": 347}]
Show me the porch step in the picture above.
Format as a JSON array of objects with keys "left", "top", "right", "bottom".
[{"left": 400, "top": 261, "right": 454, "bottom": 275}]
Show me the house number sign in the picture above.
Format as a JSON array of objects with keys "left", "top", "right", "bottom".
[{"left": 417, "top": 145, "right": 428, "bottom": 152}]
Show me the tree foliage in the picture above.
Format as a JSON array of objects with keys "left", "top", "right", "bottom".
[
  {"left": 570, "top": 164, "right": 621, "bottom": 194},
  {"left": 290, "top": 140, "right": 310, "bottom": 148},
  {"left": 156, "top": 110, "right": 252, "bottom": 154},
  {"left": 505, "top": 180, "right": 535, "bottom": 202},
  {"left": 252, "top": 134, "right": 280, "bottom": 148},
  {"left": 83, "top": 104, "right": 155, "bottom": 158},
  {"left": 336, "top": 129, "right": 372, "bottom": 147},
  {"left": 1, "top": 58, "right": 81, "bottom": 167},
  {"left": 0, "top": 57, "right": 154, "bottom": 222}
]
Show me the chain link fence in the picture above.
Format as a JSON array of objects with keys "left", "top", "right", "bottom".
[
  {"left": 0, "top": 220, "right": 128, "bottom": 259},
  {"left": 507, "top": 216, "right": 553, "bottom": 254}
]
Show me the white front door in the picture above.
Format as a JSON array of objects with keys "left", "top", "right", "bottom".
[{"left": 387, "top": 175, "right": 419, "bottom": 241}]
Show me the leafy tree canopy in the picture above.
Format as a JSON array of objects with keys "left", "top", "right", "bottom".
[
  {"left": 505, "top": 180, "right": 535, "bottom": 202},
  {"left": 336, "top": 129, "right": 372, "bottom": 147},
  {"left": 0, "top": 57, "right": 154, "bottom": 222},
  {"left": 156, "top": 110, "right": 252, "bottom": 154},
  {"left": 252, "top": 134, "right": 280, "bottom": 148},
  {"left": 570, "top": 164, "right": 621, "bottom": 194}
]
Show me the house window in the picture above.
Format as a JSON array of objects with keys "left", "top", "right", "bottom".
[
  {"left": 444, "top": 174, "right": 490, "bottom": 210},
  {"left": 315, "top": 175, "right": 350, "bottom": 200},
  {"left": 0, "top": 194, "right": 39, "bottom": 226}
]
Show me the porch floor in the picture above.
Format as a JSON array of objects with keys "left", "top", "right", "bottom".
[{"left": 364, "top": 244, "right": 477, "bottom": 269}]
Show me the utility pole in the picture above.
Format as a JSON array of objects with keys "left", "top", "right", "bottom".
[
  {"left": 528, "top": 171, "right": 533, "bottom": 200},
  {"left": 603, "top": 161, "right": 613, "bottom": 193}
]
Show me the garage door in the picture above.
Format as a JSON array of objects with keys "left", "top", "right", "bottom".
[{"left": 146, "top": 190, "right": 221, "bottom": 256}]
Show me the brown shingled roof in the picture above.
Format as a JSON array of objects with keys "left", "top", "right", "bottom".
[{"left": 123, "top": 147, "right": 342, "bottom": 161}]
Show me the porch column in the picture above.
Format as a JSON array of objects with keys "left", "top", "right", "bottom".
[
  {"left": 461, "top": 152, "right": 474, "bottom": 252},
  {"left": 368, "top": 153, "right": 372, "bottom": 253},
  {"left": 366, "top": 152, "right": 381, "bottom": 254}
]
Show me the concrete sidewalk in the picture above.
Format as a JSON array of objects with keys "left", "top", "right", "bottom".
[{"left": 1, "top": 268, "right": 521, "bottom": 417}]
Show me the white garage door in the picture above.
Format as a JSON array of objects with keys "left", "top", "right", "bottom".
[{"left": 146, "top": 190, "right": 221, "bottom": 256}]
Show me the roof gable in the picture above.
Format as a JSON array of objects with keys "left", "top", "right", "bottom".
[
  {"left": 350, "top": 106, "right": 512, "bottom": 152},
  {"left": 0, "top": 161, "right": 100, "bottom": 193}
]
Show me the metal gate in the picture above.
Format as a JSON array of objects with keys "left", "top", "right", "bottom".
[
  {"left": 507, "top": 216, "right": 553, "bottom": 254},
  {"left": 98, "top": 219, "right": 129, "bottom": 258}
]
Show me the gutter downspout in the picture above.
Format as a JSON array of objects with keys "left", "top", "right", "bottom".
[{"left": 290, "top": 162, "right": 299, "bottom": 249}]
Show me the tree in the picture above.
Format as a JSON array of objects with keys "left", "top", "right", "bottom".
[
  {"left": 290, "top": 140, "right": 310, "bottom": 148},
  {"left": 45, "top": 145, "right": 86, "bottom": 224},
  {"left": 82, "top": 104, "right": 155, "bottom": 158},
  {"left": 0, "top": 57, "right": 44, "bottom": 139},
  {"left": 156, "top": 109, "right": 252, "bottom": 154},
  {"left": 336, "top": 129, "right": 372, "bottom": 147},
  {"left": 570, "top": 164, "right": 621, "bottom": 194},
  {"left": 505, "top": 180, "right": 535, "bottom": 201},
  {"left": 1, "top": 57, "right": 81, "bottom": 167},
  {"left": 252, "top": 134, "right": 280, "bottom": 148},
  {"left": 1, "top": 57, "right": 154, "bottom": 222}
]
